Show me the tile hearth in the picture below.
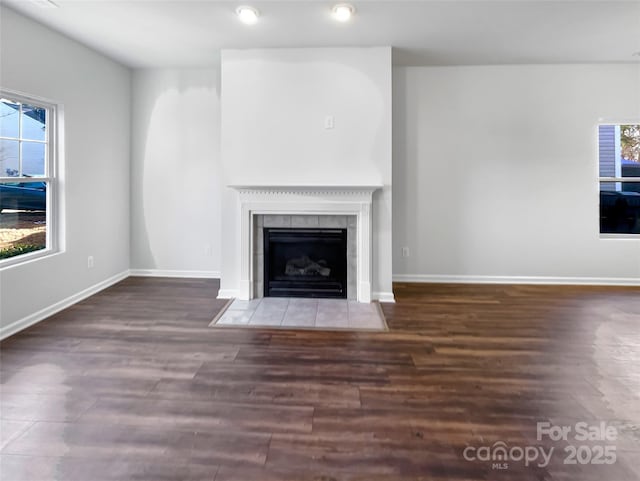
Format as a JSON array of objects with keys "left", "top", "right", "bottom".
[{"left": 211, "top": 298, "right": 387, "bottom": 331}]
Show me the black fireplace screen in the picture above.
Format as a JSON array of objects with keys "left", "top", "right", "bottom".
[{"left": 264, "top": 228, "right": 347, "bottom": 298}]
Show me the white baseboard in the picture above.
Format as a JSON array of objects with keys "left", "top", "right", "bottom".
[
  {"left": 392, "top": 274, "right": 640, "bottom": 286},
  {"left": 373, "top": 291, "right": 396, "bottom": 303},
  {"left": 0, "top": 270, "right": 130, "bottom": 341},
  {"left": 129, "top": 269, "right": 220, "bottom": 279},
  {"left": 217, "top": 289, "right": 239, "bottom": 299}
]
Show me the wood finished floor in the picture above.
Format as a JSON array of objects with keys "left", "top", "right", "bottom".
[{"left": 1, "top": 277, "right": 639, "bottom": 480}]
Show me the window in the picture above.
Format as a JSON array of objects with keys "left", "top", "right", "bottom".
[
  {"left": 598, "top": 124, "right": 640, "bottom": 235},
  {"left": 0, "top": 92, "right": 57, "bottom": 263}
]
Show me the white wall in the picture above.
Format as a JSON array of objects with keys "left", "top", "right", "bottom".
[
  {"left": 219, "top": 47, "right": 393, "bottom": 299},
  {"left": 393, "top": 64, "right": 640, "bottom": 282},
  {"left": 130, "top": 69, "right": 221, "bottom": 276},
  {"left": 0, "top": 6, "right": 131, "bottom": 332}
]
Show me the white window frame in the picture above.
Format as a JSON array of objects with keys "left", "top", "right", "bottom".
[{"left": 0, "top": 89, "right": 59, "bottom": 267}]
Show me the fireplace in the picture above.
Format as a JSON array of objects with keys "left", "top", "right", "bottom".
[
  {"left": 226, "top": 185, "right": 383, "bottom": 303},
  {"left": 264, "top": 228, "right": 347, "bottom": 298}
]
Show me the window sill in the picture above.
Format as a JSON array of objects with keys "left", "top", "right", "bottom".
[
  {"left": 0, "top": 248, "right": 60, "bottom": 270},
  {"left": 600, "top": 234, "right": 640, "bottom": 240}
]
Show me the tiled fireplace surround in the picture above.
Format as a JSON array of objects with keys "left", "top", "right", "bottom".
[
  {"left": 253, "top": 214, "right": 357, "bottom": 300},
  {"left": 230, "top": 186, "right": 380, "bottom": 303}
]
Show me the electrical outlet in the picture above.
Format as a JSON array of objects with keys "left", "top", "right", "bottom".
[
  {"left": 401, "top": 247, "right": 410, "bottom": 258},
  {"left": 87, "top": 255, "right": 94, "bottom": 269},
  {"left": 204, "top": 244, "right": 212, "bottom": 256},
  {"left": 324, "top": 115, "right": 334, "bottom": 129}
]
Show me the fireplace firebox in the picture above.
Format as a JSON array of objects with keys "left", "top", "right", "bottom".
[{"left": 264, "top": 228, "right": 347, "bottom": 298}]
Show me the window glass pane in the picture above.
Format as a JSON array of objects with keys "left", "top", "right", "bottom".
[
  {"left": 620, "top": 182, "right": 640, "bottom": 193},
  {"left": 21, "top": 104, "right": 46, "bottom": 141},
  {"left": 620, "top": 125, "right": 639, "bottom": 178},
  {"left": 0, "top": 99, "right": 20, "bottom": 138},
  {"left": 0, "top": 181, "right": 47, "bottom": 260},
  {"left": 0, "top": 139, "right": 20, "bottom": 177},
  {"left": 599, "top": 124, "right": 640, "bottom": 178},
  {"left": 622, "top": 160, "right": 640, "bottom": 177},
  {"left": 22, "top": 142, "right": 45, "bottom": 177},
  {"left": 600, "top": 182, "right": 640, "bottom": 234},
  {"left": 598, "top": 125, "right": 617, "bottom": 177},
  {"left": 620, "top": 125, "right": 640, "bottom": 162}
]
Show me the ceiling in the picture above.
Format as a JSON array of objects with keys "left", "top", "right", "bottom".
[{"left": 4, "top": 0, "right": 640, "bottom": 68}]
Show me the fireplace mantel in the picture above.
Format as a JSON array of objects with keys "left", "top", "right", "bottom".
[
  {"left": 229, "top": 185, "right": 381, "bottom": 198},
  {"left": 228, "top": 184, "right": 382, "bottom": 302}
]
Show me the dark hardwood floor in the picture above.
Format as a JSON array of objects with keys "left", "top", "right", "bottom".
[{"left": 1, "top": 277, "right": 639, "bottom": 480}]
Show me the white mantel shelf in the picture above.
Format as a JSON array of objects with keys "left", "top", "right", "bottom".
[
  {"left": 229, "top": 185, "right": 382, "bottom": 195},
  {"left": 229, "top": 184, "right": 381, "bottom": 303}
]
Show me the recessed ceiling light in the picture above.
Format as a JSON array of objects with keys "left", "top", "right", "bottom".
[
  {"left": 236, "top": 5, "right": 260, "bottom": 25},
  {"left": 332, "top": 3, "right": 355, "bottom": 22}
]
